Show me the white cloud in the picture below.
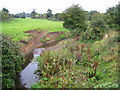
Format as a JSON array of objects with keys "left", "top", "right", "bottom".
[{"left": 0, "top": 0, "right": 119, "bottom": 14}]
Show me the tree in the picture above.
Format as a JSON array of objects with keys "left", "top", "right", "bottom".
[
  {"left": 46, "top": 9, "right": 52, "bottom": 18},
  {"left": 35, "top": 14, "right": 41, "bottom": 19},
  {"left": 54, "top": 13, "right": 64, "bottom": 21},
  {"left": 82, "top": 13, "right": 107, "bottom": 41},
  {"left": 54, "top": 13, "right": 60, "bottom": 20},
  {"left": 116, "top": 3, "right": 120, "bottom": 28},
  {"left": 87, "top": 10, "right": 98, "bottom": 20},
  {"left": 42, "top": 13, "right": 47, "bottom": 18},
  {"left": 90, "top": 14, "right": 107, "bottom": 40},
  {"left": 2, "top": 8, "right": 9, "bottom": 13},
  {"left": 31, "top": 10, "right": 37, "bottom": 19},
  {"left": 14, "top": 12, "right": 27, "bottom": 18},
  {"left": 14, "top": 14, "right": 20, "bottom": 18},
  {"left": 105, "top": 3, "right": 120, "bottom": 29},
  {"left": 1, "top": 8, "right": 11, "bottom": 21},
  {"left": 20, "top": 12, "right": 26, "bottom": 18},
  {"left": 62, "top": 4, "right": 87, "bottom": 31}
]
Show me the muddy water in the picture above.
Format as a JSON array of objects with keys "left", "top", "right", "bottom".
[{"left": 16, "top": 48, "right": 45, "bottom": 89}]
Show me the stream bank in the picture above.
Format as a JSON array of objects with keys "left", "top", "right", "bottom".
[{"left": 16, "top": 30, "right": 68, "bottom": 88}]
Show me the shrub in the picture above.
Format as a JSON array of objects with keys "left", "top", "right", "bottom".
[
  {"left": 62, "top": 4, "right": 87, "bottom": 38},
  {"left": 34, "top": 48, "right": 78, "bottom": 88},
  {"left": 2, "top": 34, "right": 24, "bottom": 88},
  {"left": 32, "top": 31, "right": 118, "bottom": 88},
  {"left": 81, "top": 14, "right": 107, "bottom": 41}
]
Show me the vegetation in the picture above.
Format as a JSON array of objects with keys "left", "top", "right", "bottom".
[
  {"left": 81, "top": 12, "right": 108, "bottom": 41},
  {"left": 105, "top": 3, "right": 120, "bottom": 29},
  {"left": 2, "top": 18, "right": 68, "bottom": 41},
  {"left": 0, "top": 8, "right": 11, "bottom": 21},
  {"left": 31, "top": 4, "right": 119, "bottom": 88},
  {"left": 14, "top": 12, "right": 26, "bottom": 18},
  {"left": 1, "top": 2, "right": 119, "bottom": 89},
  {"left": 32, "top": 29, "right": 118, "bottom": 88},
  {"left": 46, "top": 9, "right": 53, "bottom": 18},
  {"left": 63, "top": 4, "right": 86, "bottom": 30},
  {"left": 31, "top": 10, "right": 37, "bottom": 19},
  {"left": 2, "top": 35, "right": 24, "bottom": 88}
]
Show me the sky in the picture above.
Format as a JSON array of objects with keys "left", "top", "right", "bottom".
[{"left": 0, "top": 0, "right": 119, "bottom": 14}]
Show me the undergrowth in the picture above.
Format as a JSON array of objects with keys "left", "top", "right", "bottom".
[{"left": 31, "top": 30, "right": 118, "bottom": 88}]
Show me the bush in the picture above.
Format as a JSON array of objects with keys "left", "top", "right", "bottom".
[
  {"left": 105, "top": 4, "right": 120, "bottom": 29},
  {"left": 32, "top": 31, "right": 118, "bottom": 88},
  {"left": 34, "top": 48, "right": 78, "bottom": 88},
  {"left": 62, "top": 4, "right": 87, "bottom": 35},
  {"left": 81, "top": 14, "right": 107, "bottom": 41},
  {"left": 2, "top": 35, "right": 24, "bottom": 88}
]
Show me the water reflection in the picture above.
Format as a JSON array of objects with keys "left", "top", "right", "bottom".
[{"left": 19, "top": 48, "right": 45, "bottom": 88}]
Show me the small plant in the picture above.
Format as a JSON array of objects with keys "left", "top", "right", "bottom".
[{"left": 95, "top": 82, "right": 118, "bottom": 88}]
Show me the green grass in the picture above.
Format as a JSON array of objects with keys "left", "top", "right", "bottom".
[{"left": 1, "top": 18, "right": 68, "bottom": 41}]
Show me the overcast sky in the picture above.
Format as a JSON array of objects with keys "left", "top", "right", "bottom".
[{"left": 0, "top": 0, "right": 119, "bottom": 14}]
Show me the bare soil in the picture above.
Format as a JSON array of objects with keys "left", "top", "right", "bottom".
[{"left": 20, "top": 30, "right": 65, "bottom": 56}]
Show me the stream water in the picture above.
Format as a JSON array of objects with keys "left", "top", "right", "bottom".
[
  {"left": 16, "top": 48, "right": 45, "bottom": 88},
  {"left": 16, "top": 40, "right": 62, "bottom": 89}
]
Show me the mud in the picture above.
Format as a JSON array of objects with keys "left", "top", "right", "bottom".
[{"left": 20, "top": 30, "right": 64, "bottom": 56}]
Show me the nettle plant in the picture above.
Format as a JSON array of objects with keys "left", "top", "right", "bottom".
[
  {"left": 35, "top": 43, "right": 102, "bottom": 88},
  {"left": 40, "top": 48, "right": 75, "bottom": 76},
  {"left": 36, "top": 48, "right": 78, "bottom": 88}
]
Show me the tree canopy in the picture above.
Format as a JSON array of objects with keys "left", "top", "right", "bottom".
[
  {"left": 0, "top": 8, "right": 11, "bottom": 21},
  {"left": 31, "top": 10, "right": 37, "bottom": 19},
  {"left": 47, "top": 9, "right": 53, "bottom": 18},
  {"left": 105, "top": 3, "right": 119, "bottom": 29},
  {"left": 62, "top": 4, "right": 87, "bottom": 31}
]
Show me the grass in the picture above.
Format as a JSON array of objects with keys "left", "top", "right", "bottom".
[{"left": 2, "top": 18, "right": 68, "bottom": 41}]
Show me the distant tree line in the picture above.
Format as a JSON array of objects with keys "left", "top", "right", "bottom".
[
  {"left": 30, "top": 9, "right": 64, "bottom": 21},
  {"left": 1, "top": 3, "right": 119, "bottom": 31},
  {"left": 14, "top": 12, "right": 26, "bottom": 18},
  {"left": 0, "top": 8, "right": 65, "bottom": 21}
]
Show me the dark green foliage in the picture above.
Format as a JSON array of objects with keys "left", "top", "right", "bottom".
[
  {"left": 20, "top": 12, "right": 26, "bottom": 18},
  {"left": 54, "top": 13, "right": 60, "bottom": 20},
  {"left": 81, "top": 13, "right": 107, "bottom": 41},
  {"left": 14, "top": 12, "right": 26, "bottom": 18},
  {"left": 54, "top": 13, "right": 64, "bottom": 21},
  {"left": 90, "top": 14, "right": 107, "bottom": 39},
  {"left": 62, "top": 4, "right": 87, "bottom": 31},
  {"left": 116, "top": 3, "right": 120, "bottom": 27},
  {"left": 2, "top": 8, "right": 9, "bottom": 13},
  {"left": 0, "top": 8, "right": 11, "bottom": 21},
  {"left": 46, "top": 9, "right": 53, "bottom": 18},
  {"left": 31, "top": 10, "right": 37, "bottom": 19},
  {"left": 105, "top": 3, "right": 120, "bottom": 29},
  {"left": 2, "top": 35, "right": 24, "bottom": 88},
  {"left": 14, "top": 14, "right": 20, "bottom": 18},
  {"left": 87, "top": 10, "right": 98, "bottom": 20}
]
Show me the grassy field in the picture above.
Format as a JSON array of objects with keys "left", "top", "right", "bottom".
[{"left": 2, "top": 18, "right": 68, "bottom": 41}]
